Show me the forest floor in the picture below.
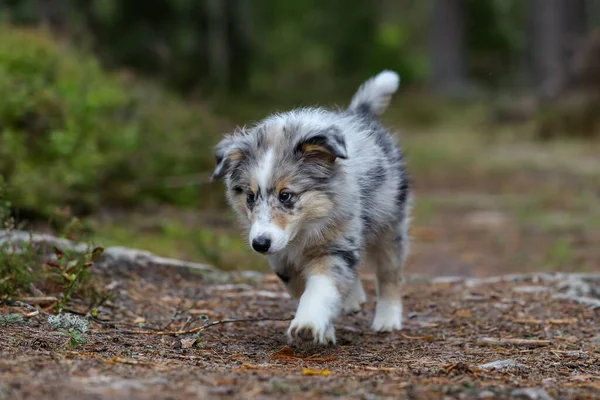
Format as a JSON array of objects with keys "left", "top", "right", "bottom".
[
  {"left": 2, "top": 122, "right": 600, "bottom": 399},
  {"left": 1, "top": 265, "right": 599, "bottom": 399}
]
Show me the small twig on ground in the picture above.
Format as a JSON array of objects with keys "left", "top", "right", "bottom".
[
  {"left": 11, "top": 301, "right": 50, "bottom": 317},
  {"left": 17, "top": 296, "right": 57, "bottom": 305},
  {"left": 88, "top": 316, "right": 138, "bottom": 328},
  {"left": 160, "top": 300, "right": 185, "bottom": 330},
  {"left": 24, "top": 310, "right": 39, "bottom": 318},
  {"left": 119, "top": 316, "right": 293, "bottom": 336},
  {"left": 180, "top": 316, "right": 193, "bottom": 331}
]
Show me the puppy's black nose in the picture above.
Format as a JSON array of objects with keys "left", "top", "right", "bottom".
[{"left": 252, "top": 235, "right": 271, "bottom": 253}]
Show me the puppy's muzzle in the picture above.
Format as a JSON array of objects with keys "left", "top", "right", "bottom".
[{"left": 251, "top": 235, "right": 271, "bottom": 253}]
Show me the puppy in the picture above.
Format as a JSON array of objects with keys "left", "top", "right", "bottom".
[{"left": 211, "top": 70, "right": 412, "bottom": 346}]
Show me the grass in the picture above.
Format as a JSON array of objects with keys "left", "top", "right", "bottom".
[
  {"left": 92, "top": 213, "right": 269, "bottom": 272},
  {"left": 0, "top": 189, "right": 111, "bottom": 311}
]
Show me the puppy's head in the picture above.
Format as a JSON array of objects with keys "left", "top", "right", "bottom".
[{"left": 211, "top": 118, "right": 347, "bottom": 254}]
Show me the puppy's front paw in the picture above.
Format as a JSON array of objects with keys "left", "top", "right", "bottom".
[
  {"left": 371, "top": 299, "right": 403, "bottom": 332},
  {"left": 287, "top": 318, "right": 336, "bottom": 346}
]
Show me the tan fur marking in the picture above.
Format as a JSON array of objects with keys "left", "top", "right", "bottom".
[
  {"left": 302, "top": 144, "right": 325, "bottom": 153},
  {"left": 282, "top": 270, "right": 306, "bottom": 299},
  {"left": 275, "top": 178, "right": 291, "bottom": 195},
  {"left": 305, "top": 257, "right": 334, "bottom": 276},
  {"left": 272, "top": 212, "right": 290, "bottom": 231},
  {"left": 300, "top": 192, "right": 336, "bottom": 222},
  {"left": 250, "top": 181, "right": 258, "bottom": 194},
  {"left": 302, "top": 144, "right": 336, "bottom": 163},
  {"left": 229, "top": 151, "right": 244, "bottom": 161}
]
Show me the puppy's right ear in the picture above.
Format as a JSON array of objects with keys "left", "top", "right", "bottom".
[{"left": 210, "top": 136, "right": 239, "bottom": 182}]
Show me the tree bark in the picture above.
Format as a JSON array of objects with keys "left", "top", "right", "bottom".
[
  {"left": 205, "top": 0, "right": 230, "bottom": 88},
  {"left": 530, "top": 0, "right": 587, "bottom": 100},
  {"left": 429, "top": 0, "right": 467, "bottom": 97}
]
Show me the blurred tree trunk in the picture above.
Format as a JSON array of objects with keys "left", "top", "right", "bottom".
[
  {"left": 205, "top": 0, "right": 230, "bottom": 88},
  {"left": 36, "top": 0, "right": 69, "bottom": 30},
  {"left": 530, "top": 0, "right": 587, "bottom": 100},
  {"left": 227, "top": 0, "right": 253, "bottom": 91},
  {"left": 430, "top": 0, "right": 467, "bottom": 97}
]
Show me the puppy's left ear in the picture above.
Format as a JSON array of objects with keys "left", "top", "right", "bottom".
[
  {"left": 211, "top": 136, "right": 240, "bottom": 182},
  {"left": 295, "top": 127, "right": 347, "bottom": 163}
]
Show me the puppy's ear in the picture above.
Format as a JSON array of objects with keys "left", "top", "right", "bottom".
[
  {"left": 295, "top": 127, "right": 347, "bottom": 163},
  {"left": 211, "top": 136, "right": 242, "bottom": 182}
]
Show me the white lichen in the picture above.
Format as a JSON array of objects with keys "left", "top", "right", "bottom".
[{"left": 48, "top": 313, "right": 88, "bottom": 333}]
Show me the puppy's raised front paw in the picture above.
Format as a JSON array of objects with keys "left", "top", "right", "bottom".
[{"left": 287, "top": 318, "right": 336, "bottom": 346}]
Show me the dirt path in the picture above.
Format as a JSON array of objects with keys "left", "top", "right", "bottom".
[{"left": 1, "top": 260, "right": 599, "bottom": 399}]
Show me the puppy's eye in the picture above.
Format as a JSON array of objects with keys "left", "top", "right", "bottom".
[
  {"left": 278, "top": 191, "right": 293, "bottom": 203},
  {"left": 233, "top": 187, "right": 243, "bottom": 194},
  {"left": 246, "top": 192, "right": 256, "bottom": 205}
]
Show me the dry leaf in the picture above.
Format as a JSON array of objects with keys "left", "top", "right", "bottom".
[
  {"left": 456, "top": 310, "right": 472, "bottom": 318},
  {"left": 270, "top": 346, "right": 296, "bottom": 359},
  {"left": 181, "top": 338, "right": 197, "bottom": 349},
  {"left": 302, "top": 368, "right": 331, "bottom": 376}
]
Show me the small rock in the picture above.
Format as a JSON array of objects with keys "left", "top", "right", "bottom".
[
  {"left": 478, "top": 390, "right": 495, "bottom": 399},
  {"left": 478, "top": 359, "right": 526, "bottom": 371},
  {"left": 431, "top": 276, "right": 465, "bottom": 285},
  {"left": 512, "top": 286, "right": 551, "bottom": 293},
  {"left": 511, "top": 388, "right": 554, "bottom": 400},
  {"left": 237, "top": 270, "right": 265, "bottom": 281}
]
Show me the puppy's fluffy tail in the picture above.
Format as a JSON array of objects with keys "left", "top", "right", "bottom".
[{"left": 348, "top": 70, "right": 400, "bottom": 116}]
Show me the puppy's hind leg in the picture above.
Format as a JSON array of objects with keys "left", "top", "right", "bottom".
[
  {"left": 342, "top": 277, "right": 367, "bottom": 315},
  {"left": 370, "top": 219, "right": 409, "bottom": 332}
]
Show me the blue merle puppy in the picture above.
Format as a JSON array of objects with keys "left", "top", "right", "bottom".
[{"left": 211, "top": 71, "right": 412, "bottom": 346}]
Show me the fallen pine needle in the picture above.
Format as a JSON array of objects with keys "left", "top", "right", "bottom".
[
  {"left": 269, "top": 346, "right": 338, "bottom": 361},
  {"left": 361, "top": 366, "right": 405, "bottom": 373},
  {"left": 513, "top": 318, "right": 577, "bottom": 325},
  {"left": 548, "top": 318, "right": 578, "bottom": 325},
  {"left": 108, "top": 357, "right": 165, "bottom": 368},
  {"left": 569, "top": 375, "right": 600, "bottom": 381},
  {"left": 401, "top": 333, "right": 435, "bottom": 342},
  {"left": 119, "top": 316, "right": 293, "bottom": 336},
  {"left": 478, "top": 337, "right": 552, "bottom": 347}
]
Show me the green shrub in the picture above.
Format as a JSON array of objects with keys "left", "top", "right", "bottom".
[{"left": 0, "top": 25, "right": 223, "bottom": 218}]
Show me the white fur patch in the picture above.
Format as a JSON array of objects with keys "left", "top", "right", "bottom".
[
  {"left": 249, "top": 218, "right": 288, "bottom": 253},
  {"left": 349, "top": 70, "right": 400, "bottom": 116},
  {"left": 287, "top": 275, "right": 340, "bottom": 345},
  {"left": 374, "top": 70, "right": 400, "bottom": 94},
  {"left": 371, "top": 298, "right": 403, "bottom": 332},
  {"left": 257, "top": 148, "right": 275, "bottom": 190}
]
